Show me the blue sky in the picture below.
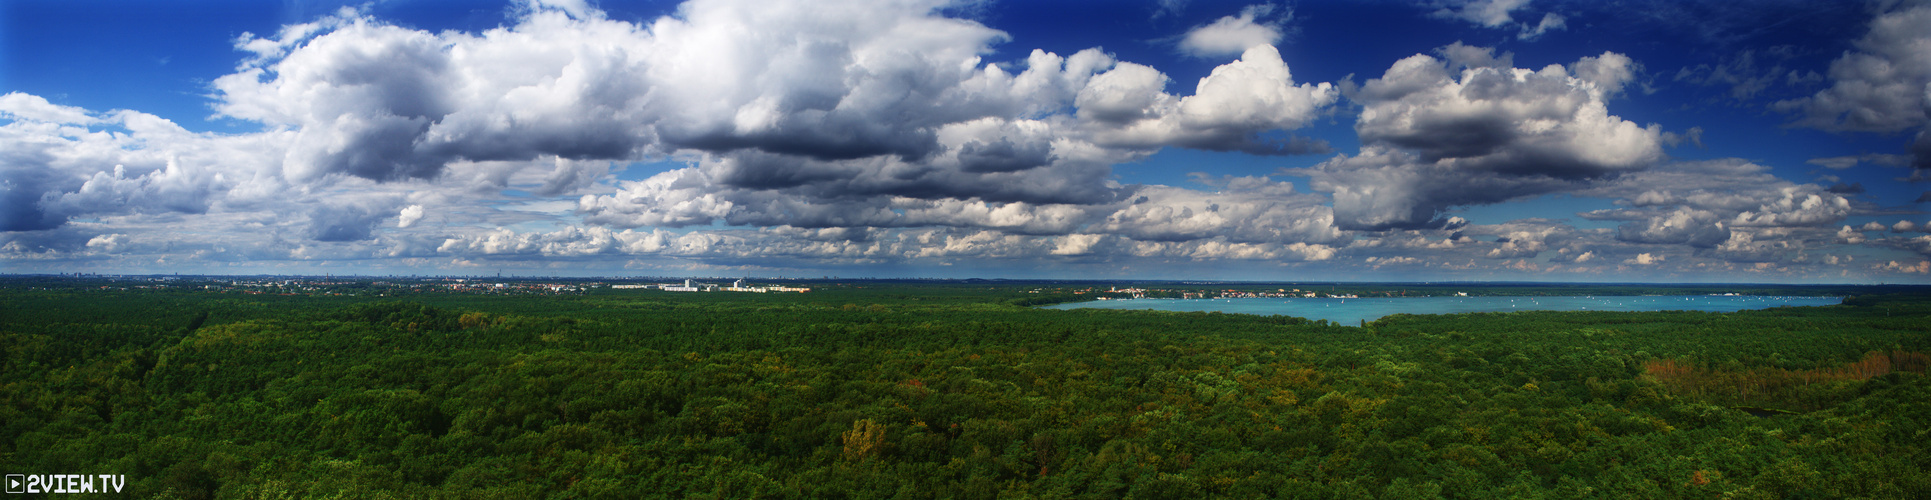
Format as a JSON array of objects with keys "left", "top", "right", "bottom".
[{"left": 3, "top": 0, "right": 1929, "bottom": 282}]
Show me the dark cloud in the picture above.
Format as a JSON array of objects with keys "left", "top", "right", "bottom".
[
  {"left": 304, "top": 196, "right": 403, "bottom": 242},
  {"left": 1914, "top": 129, "right": 1931, "bottom": 171},
  {"left": 0, "top": 227, "right": 94, "bottom": 255},
  {"left": 1300, "top": 149, "right": 1587, "bottom": 230},
  {"left": 956, "top": 137, "right": 1055, "bottom": 173},
  {"left": 1170, "top": 134, "right": 1331, "bottom": 156},
  {"left": 307, "top": 203, "right": 389, "bottom": 242},
  {"left": 0, "top": 113, "right": 74, "bottom": 231},
  {"left": 0, "top": 168, "right": 64, "bottom": 232}
]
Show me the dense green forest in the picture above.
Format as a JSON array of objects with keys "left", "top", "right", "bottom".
[{"left": 2, "top": 279, "right": 1928, "bottom": 498}]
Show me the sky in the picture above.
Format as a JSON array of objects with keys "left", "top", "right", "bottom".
[{"left": 3, "top": 0, "right": 1930, "bottom": 282}]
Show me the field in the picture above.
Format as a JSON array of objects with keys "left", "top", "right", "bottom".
[{"left": 3, "top": 278, "right": 1928, "bottom": 498}]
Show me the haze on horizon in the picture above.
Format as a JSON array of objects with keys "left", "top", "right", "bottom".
[{"left": 4, "top": 0, "right": 1931, "bottom": 283}]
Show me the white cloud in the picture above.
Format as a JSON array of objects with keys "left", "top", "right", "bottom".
[
  {"left": 1776, "top": 4, "right": 1931, "bottom": 170},
  {"left": 1430, "top": 0, "right": 1564, "bottom": 39},
  {"left": 1727, "top": 187, "right": 1853, "bottom": 227},
  {"left": 1301, "top": 47, "right": 1661, "bottom": 229},
  {"left": 1569, "top": 159, "right": 1854, "bottom": 263},
  {"left": 0, "top": 102, "right": 291, "bottom": 232},
  {"left": 1094, "top": 176, "right": 1344, "bottom": 244},
  {"left": 1519, "top": 13, "right": 1566, "bottom": 40},
  {"left": 85, "top": 233, "right": 131, "bottom": 253},
  {"left": 1080, "top": 44, "right": 1338, "bottom": 154},
  {"left": 1178, "top": 4, "right": 1284, "bottom": 58},
  {"left": 3, "top": 0, "right": 1916, "bottom": 279},
  {"left": 1876, "top": 259, "right": 1931, "bottom": 274},
  {"left": 0, "top": 93, "right": 97, "bottom": 125},
  {"left": 1050, "top": 233, "right": 1105, "bottom": 256},
  {"left": 524, "top": 0, "right": 601, "bottom": 20},
  {"left": 1777, "top": 5, "right": 1931, "bottom": 133},
  {"left": 1433, "top": 0, "right": 1532, "bottom": 28},
  {"left": 398, "top": 205, "right": 426, "bottom": 228},
  {"left": 1624, "top": 252, "right": 1664, "bottom": 265},
  {"left": 10, "top": 0, "right": 1348, "bottom": 252}
]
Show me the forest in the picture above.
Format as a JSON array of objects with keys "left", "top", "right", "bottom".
[{"left": 2, "top": 278, "right": 1927, "bottom": 499}]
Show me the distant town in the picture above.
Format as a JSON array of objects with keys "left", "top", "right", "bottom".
[
  {"left": 1098, "top": 286, "right": 1380, "bottom": 300},
  {"left": 612, "top": 279, "right": 811, "bottom": 293},
  {"left": 6, "top": 274, "right": 810, "bottom": 296},
  {"left": 4, "top": 273, "right": 1894, "bottom": 301},
  {"left": 0, "top": 275, "right": 1471, "bottom": 299}
]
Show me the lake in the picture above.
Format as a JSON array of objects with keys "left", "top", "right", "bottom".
[{"left": 1041, "top": 295, "right": 1843, "bottom": 325}]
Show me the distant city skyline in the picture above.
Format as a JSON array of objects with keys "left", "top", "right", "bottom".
[{"left": 4, "top": 0, "right": 1930, "bottom": 283}]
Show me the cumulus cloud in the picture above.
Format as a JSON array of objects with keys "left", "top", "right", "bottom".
[
  {"left": 1776, "top": 4, "right": 1931, "bottom": 170},
  {"left": 1300, "top": 46, "right": 1662, "bottom": 229},
  {"left": 85, "top": 233, "right": 131, "bottom": 253},
  {"left": 1178, "top": 4, "right": 1285, "bottom": 58},
  {"left": 212, "top": 0, "right": 1080, "bottom": 184},
  {"left": 397, "top": 205, "right": 426, "bottom": 228},
  {"left": 419, "top": 223, "right": 1342, "bottom": 265},
  {"left": 0, "top": 98, "right": 290, "bottom": 232},
  {"left": 7, "top": 0, "right": 1919, "bottom": 279},
  {"left": 307, "top": 196, "right": 403, "bottom": 242},
  {"left": 0, "top": 93, "right": 97, "bottom": 125},
  {"left": 1876, "top": 259, "right": 1930, "bottom": 273},
  {"left": 1467, "top": 221, "right": 1565, "bottom": 259},
  {"left": 9, "top": 0, "right": 1349, "bottom": 257},
  {"left": 1094, "top": 175, "right": 1344, "bottom": 244},
  {"left": 1777, "top": 5, "right": 1931, "bottom": 133},
  {"left": 1078, "top": 44, "right": 1337, "bottom": 155},
  {"left": 1614, "top": 207, "right": 1729, "bottom": 247},
  {"left": 1624, "top": 252, "right": 1664, "bottom": 265},
  {"left": 1564, "top": 159, "right": 1857, "bottom": 265}
]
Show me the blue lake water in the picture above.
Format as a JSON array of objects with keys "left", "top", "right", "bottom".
[{"left": 1041, "top": 295, "right": 1843, "bottom": 326}]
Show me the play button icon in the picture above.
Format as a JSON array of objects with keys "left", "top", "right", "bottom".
[{"left": 6, "top": 474, "right": 23, "bottom": 494}]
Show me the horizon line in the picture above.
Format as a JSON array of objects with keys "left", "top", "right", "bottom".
[{"left": 3, "top": 273, "right": 1924, "bottom": 287}]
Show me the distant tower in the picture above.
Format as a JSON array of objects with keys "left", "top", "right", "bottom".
[{"left": 685, "top": 278, "right": 692, "bottom": 287}]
